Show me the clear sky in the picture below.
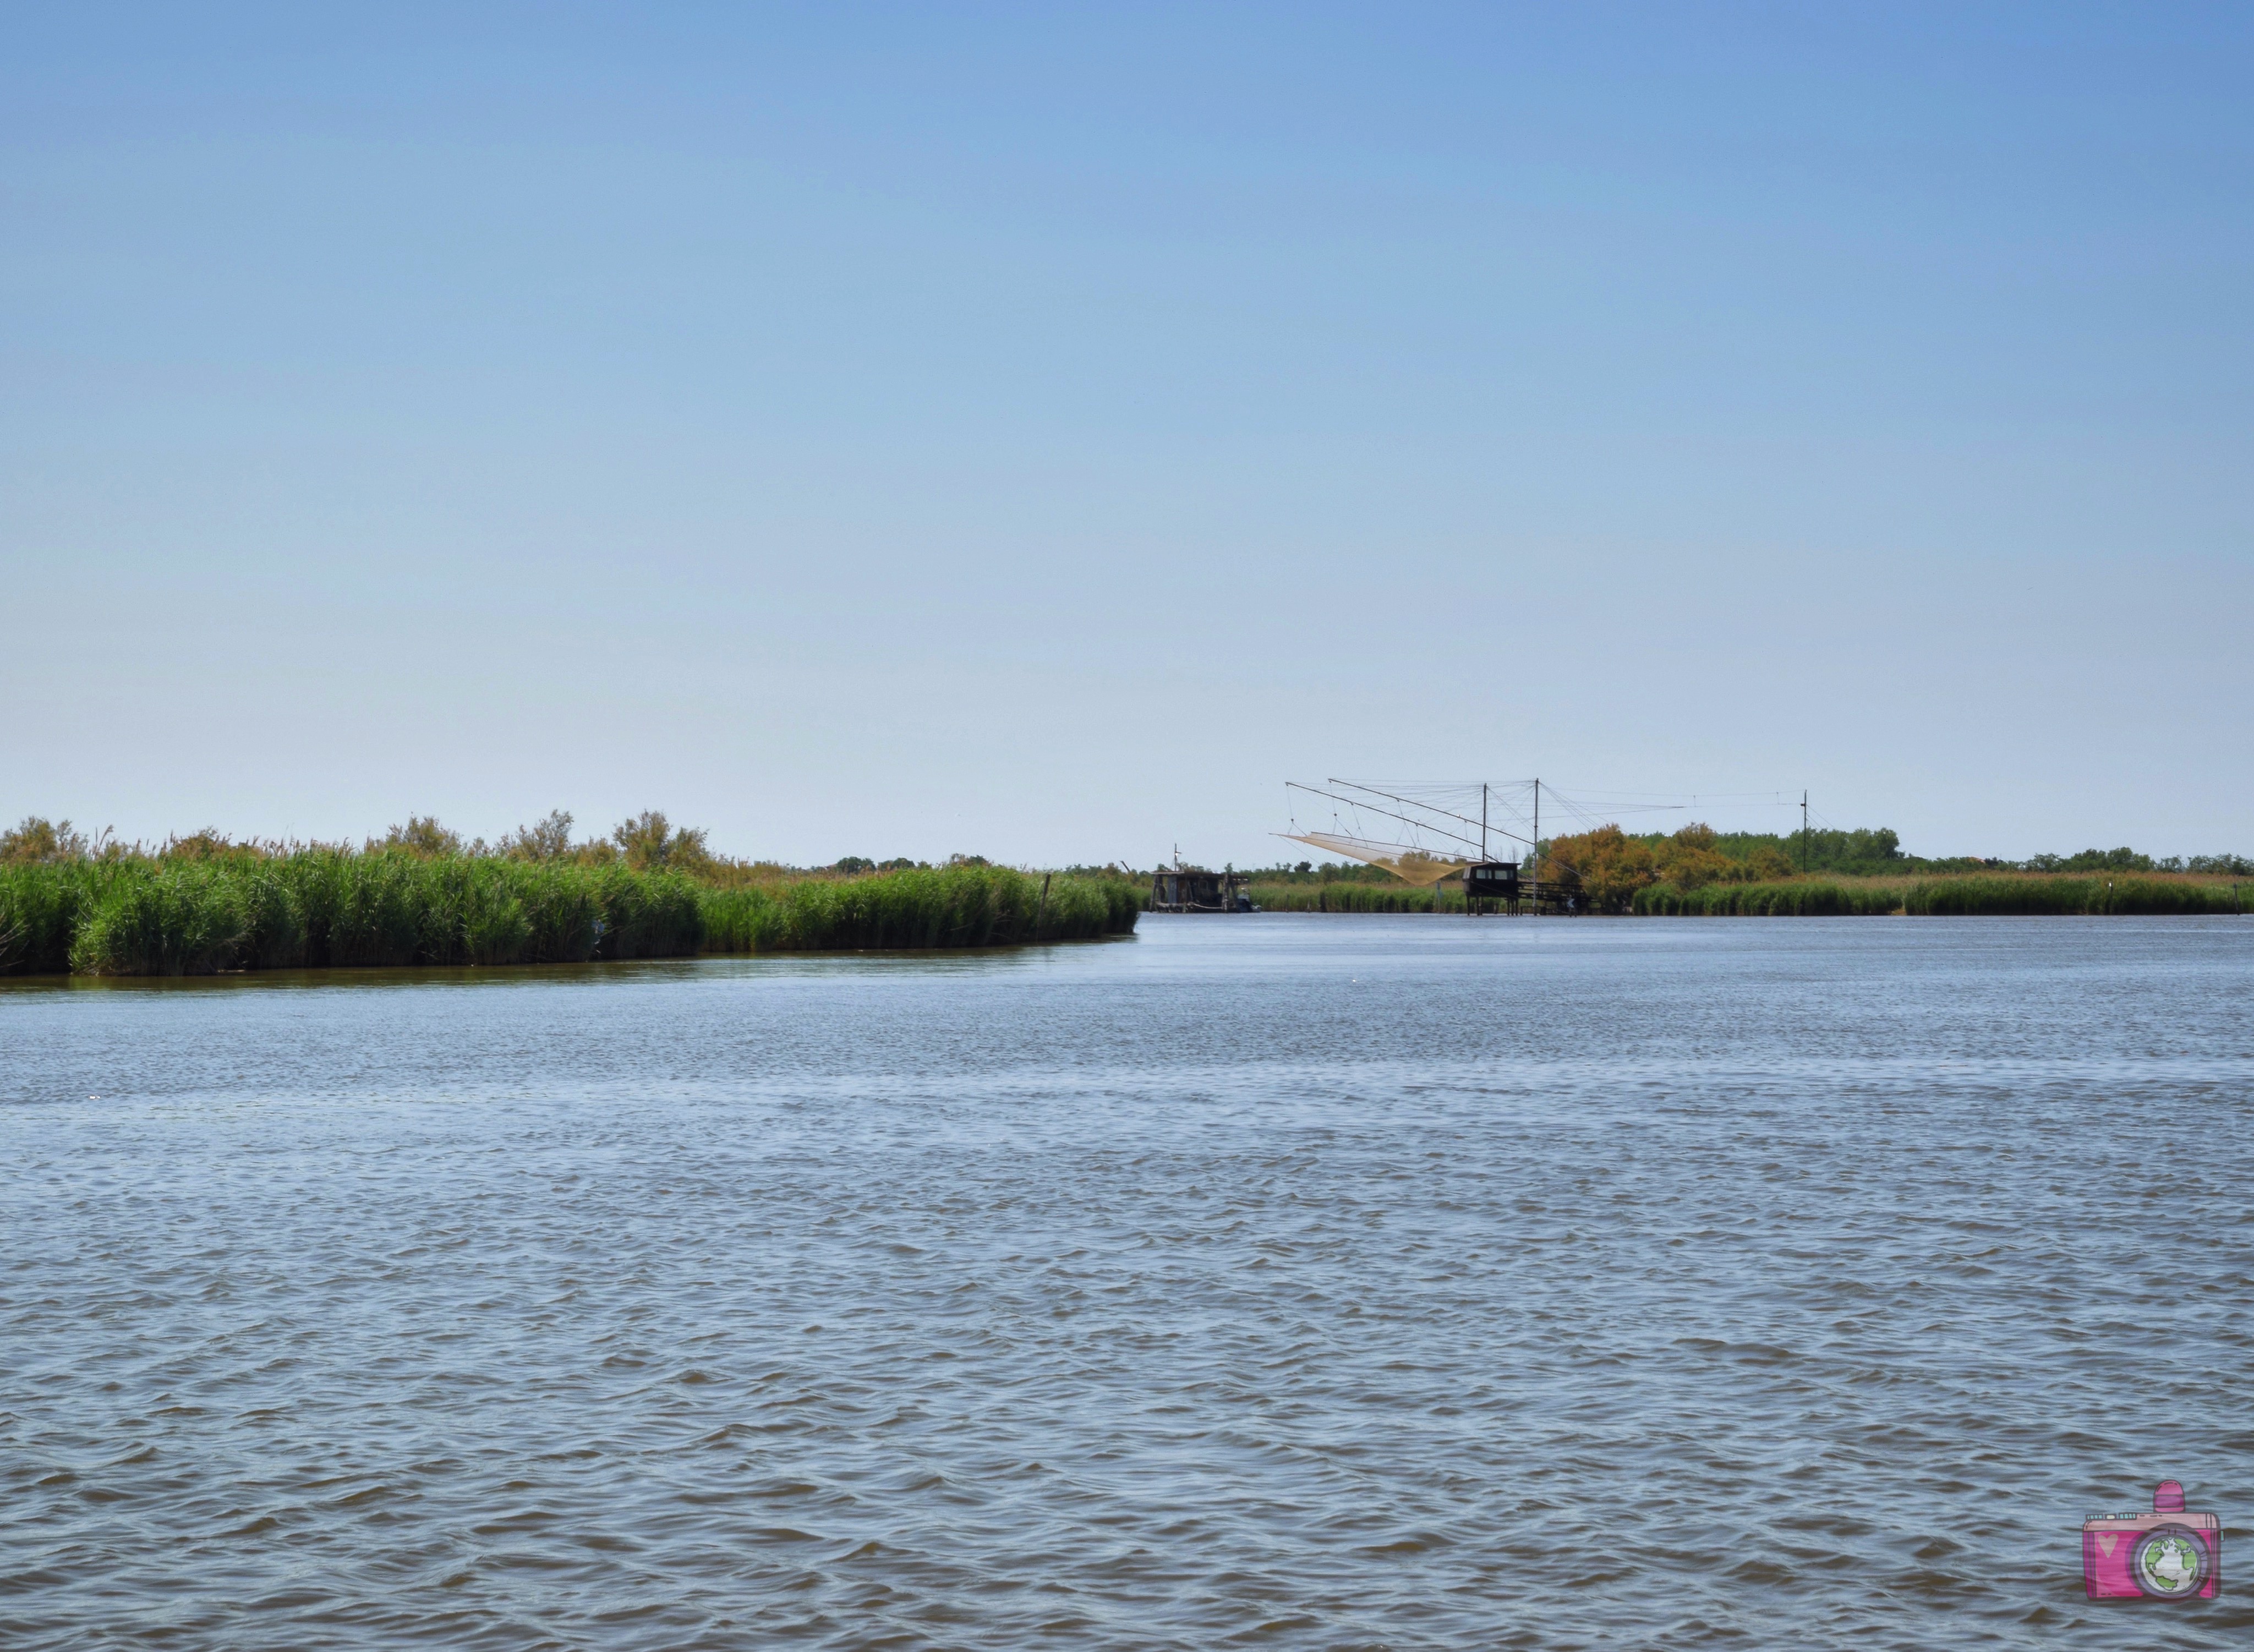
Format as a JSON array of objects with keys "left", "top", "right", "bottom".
[{"left": 6, "top": 4, "right": 2248, "bottom": 867}]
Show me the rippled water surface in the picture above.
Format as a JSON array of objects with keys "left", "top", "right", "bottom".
[{"left": 5, "top": 915, "right": 2252, "bottom": 1648}]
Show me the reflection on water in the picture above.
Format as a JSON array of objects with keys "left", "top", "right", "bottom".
[{"left": 4, "top": 916, "right": 2251, "bottom": 1648}]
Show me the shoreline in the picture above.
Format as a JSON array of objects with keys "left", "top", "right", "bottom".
[
  {"left": 0, "top": 856, "right": 1141, "bottom": 978},
  {"left": 1244, "top": 872, "right": 2251, "bottom": 918}
]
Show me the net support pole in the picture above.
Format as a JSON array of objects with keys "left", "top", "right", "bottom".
[
  {"left": 1477, "top": 783, "right": 1488, "bottom": 918},
  {"left": 1530, "top": 779, "right": 1540, "bottom": 916}
]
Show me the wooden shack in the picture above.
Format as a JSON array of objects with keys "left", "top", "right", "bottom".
[
  {"left": 1149, "top": 867, "right": 1251, "bottom": 913},
  {"left": 1463, "top": 861, "right": 1522, "bottom": 913}
]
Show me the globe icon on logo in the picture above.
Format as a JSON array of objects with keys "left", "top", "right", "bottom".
[{"left": 2133, "top": 1530, "right": 2206, "bottom": 1597}]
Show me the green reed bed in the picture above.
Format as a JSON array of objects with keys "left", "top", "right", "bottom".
[
  {"left": 1902, "top": 874, "right": 2248, "bottom": 916},
  {"left": 1, "top": 854, "right": 1137, "bottom": 976},
  {"left": 1633, "top": 879, "right": 1911, "bottom": 916},
  {"left": 1634, "top": 874, "right": 2251, "bottom": 917},
  {"left": 702, "top": 865, "right": 1140, "bottom": 952},
  {"left": 0, "top": 860, "right": 118, "bottom": 975},
  {"left": 1246, "top": 872, "right": 2251, "bottom": 918},
  {"left": 50, "top": 852, "right": 703, "bottom": 975},
  {"left": 1246, "top": 881, "right": 1440, "bottom": 913}
]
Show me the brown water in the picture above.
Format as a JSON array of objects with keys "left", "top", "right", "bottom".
[{"left": 4, "top": 915, "right": 2251, "bottom": 1648}]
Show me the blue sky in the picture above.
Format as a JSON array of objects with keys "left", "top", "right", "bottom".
[{"left": 5, "top": 4, "right": 2248, "bottom": 865}]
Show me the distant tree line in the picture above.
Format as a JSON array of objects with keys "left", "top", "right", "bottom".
[
  {"left": 11, "top": 814, "right": 2246, "bottom": 895},
  {"left": 1528, "top": 822, "right": 2254, "bottom": 913},
  {"left": 1615, "top": 827, "right": 2251, "bottom": 880},
  {"left": 0, "top": 813, "right": 998, "bottom": 890},
  {"left": 2020, "top": 848, "right": 2253, "bottom": 875},
  {"left": 1237, "top": 860, "right": 1423, "bottom": 886}
]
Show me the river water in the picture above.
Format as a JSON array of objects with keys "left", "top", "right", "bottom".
[{"left": 4, "top": 915, "right": 2250, "bottom": 1649}]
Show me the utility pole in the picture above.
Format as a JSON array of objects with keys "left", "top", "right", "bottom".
[
  {"left": 1477, "top": 781, "right": 1489, "bottom": 919},
  {"left": 1801, "top": 791, "right": 1809, "bottom": 873},
  {"left": 1530, "top": 779, "right": 1540, "bottom": 916}
]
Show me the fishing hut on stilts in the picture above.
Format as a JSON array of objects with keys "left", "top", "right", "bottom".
[
  {"left": 1277, "top": 779, "right": 1574, "bottom": 915},
  {"left": 1149, "top": 849, "right": 1253, "bottom": 913}
]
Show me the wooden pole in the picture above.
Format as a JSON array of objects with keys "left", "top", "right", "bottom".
[{"left": 1530, "top": 779, "right": 1540, "bottom": 915}]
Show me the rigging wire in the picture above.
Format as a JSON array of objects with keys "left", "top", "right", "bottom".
[
  {"left": 1289, "top": 781, "right": 1498, "bottom": 855},
  {"left": 1284, "top": 777, "right": 1820, "bottom": 874},
  {"left": 1323, "top": 779, "right": 1535, "bottom": 850}
]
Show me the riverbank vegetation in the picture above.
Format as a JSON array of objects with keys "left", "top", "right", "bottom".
[
  {"left": 1244, "top": 880, "right": 1442, "bottom": 912},
  {"left": 1236, "top": 824, "right": 2251, "bottom": 918},
  {"left": 702, "top": 864, "right": 1142, "bottom": 952},
  {"left": 1528, "top": 822, "right": 2252, "bottom": 916},
  {"left": 1633, "top": 875, "right": 2248, "bottom": 916},
  {"left": 0, "top": 814, "right": 1139, "bottom": 976}
]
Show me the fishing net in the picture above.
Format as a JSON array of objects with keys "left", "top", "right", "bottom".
[{"left": 1278, "top": 832, "right": 1471, "bottom": 886}]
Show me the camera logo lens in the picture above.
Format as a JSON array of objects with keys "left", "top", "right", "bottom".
[{"left": 2130, "top": 1526, "right": 2209, "bottom": 1599}]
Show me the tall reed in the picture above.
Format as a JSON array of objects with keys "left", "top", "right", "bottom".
[
  {"left": 1251, "top": 872, "right": 2251, "bottom": 918},
  {"left": 1634, "top": 874, "right": 2251, "bottom": 917},
  {"left": 50, "top": 852, "right": 702, "bottom": 975},
  {"left": 1902, "top": 876, "right": 2247, "bottom": 916},
  {"left": 3, "top": 852, "right": 1136, "bottom": 976},
  {"left": 1633, "top": 879, "right": 1909, "bottom": 916},
  {"left": 701, "top": 866, "right": 1139, "bottom": 952},
  {"left": 0, "top": 861, "right": 117, "bottom": 975},
  {"left": 1246, "top": 882, "right": 1438, "bottom": 912}
]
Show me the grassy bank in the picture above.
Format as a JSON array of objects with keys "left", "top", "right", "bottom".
[
  {"left": 1244, "top": 883, "right": 1539, "bottom": 913},
  {"left": 0, "top": 854, "right": 1139, "bottom": 977},
  {"left": 1636, "top": 874, "right": 2252, "bottom": 916},
  {"left": 1633, "top": 878, "right": 1911, "bottom": 916},
  {"left": 703, "top": 864, "right": 1142, "bottom": 952},
  {"left": 1903, "top": 874, "right": 2250, "bottom": 916},
  {"left": 1241, "top": 871, "right": 2253, "bottom": 918},
  {"left": 1246, "top": 881, "right": 1440, "bottom": 912}
]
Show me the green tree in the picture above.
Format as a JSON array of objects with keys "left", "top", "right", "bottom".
[
  {"left": 1, "top": 817, "right": 91, "bottom": 863},
  {"left": 162, "top": 829, "right": 247, "bottom": 862},
  {"left": 502, "top": 809, "right": 577, "bottom": 862},
  {"left": 1542, "top": 824, "right": 1660, "bottom": 912},
  {"left": 612, "top": 811, "right": 713, "bottom": 874},
  {"left": 374, "top": 816, "right": 465, "bottom": 858}
]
